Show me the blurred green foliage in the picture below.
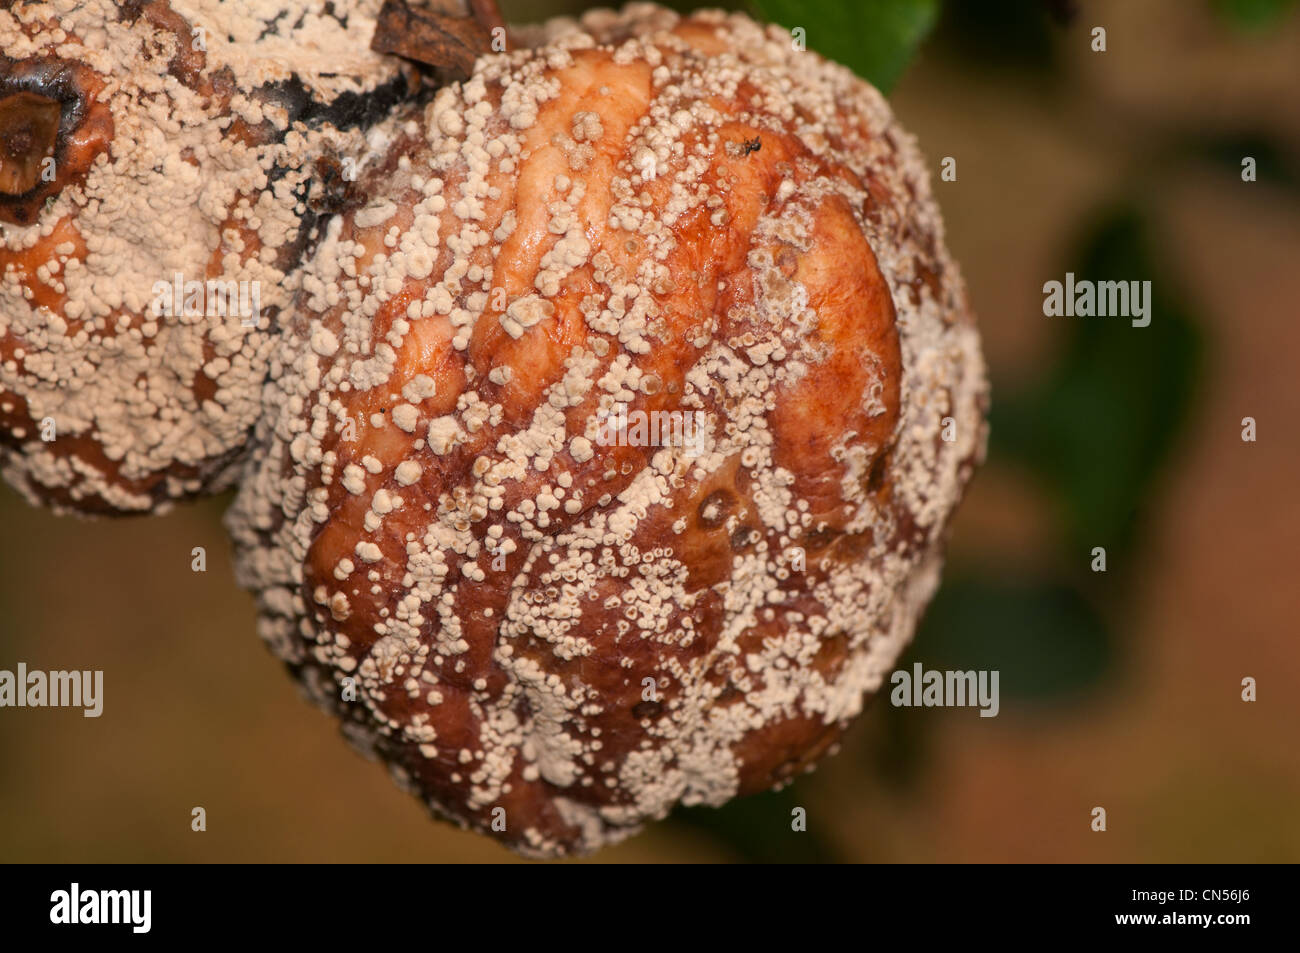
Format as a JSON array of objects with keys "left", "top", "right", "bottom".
[
  {"left": 915, "top": 577, "right": 1111, "bottom": 701},
  {"left": 749, "top": 0, "right": 941, "bottom": 92},
  {"left": 1189, "top": 132, "right": 1300, "bottom": 192},
  {"left": 673, "top": 787, "right": 845, "bottom": 862},
  {"left": 930, "top": 0, "right": 1065, "bottom": 75},
  {"left": 903, "top": 203, "right": 1204, "bottom": 740},
  {"left": 991, "top": 207, "right": 1204, "bottom": 562},
  {"left": 1211, "top": 0, "right": 1299, "bottom": 31}
]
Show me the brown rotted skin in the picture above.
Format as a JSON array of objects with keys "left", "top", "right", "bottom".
[
  {"left": 0, "top": 0, "right": 413, "bottom": 514},
  {"left": 229, "top": 5, "right": 986, "bottom": 856}
]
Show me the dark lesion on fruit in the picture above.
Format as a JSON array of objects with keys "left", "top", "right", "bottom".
[
  {"left": 715, "top": 684, "right": 744, "bottom": 705},
  {"left": 632, "top": 699, "right": 663, "bottom": 720},
  {"left": 697, "top": 488, "right": 736, "bottom": 529},
  {"left": 865, "top": 451, "right": 890, "bottom": 495},
  {"left": 0, "top": 55, "right": 113, "bottom": 227},
  {"left": 729, "top": 524, "right": 758, "bottom": 552},
  {"left": 800, "top": 524, "right": 838, "bottom": 552},
  {"left": 272, "top": 152, "right": 371, "bottom": 272},
  {"left": 0, "top": 92, "right": 60, "bottom": 196}
]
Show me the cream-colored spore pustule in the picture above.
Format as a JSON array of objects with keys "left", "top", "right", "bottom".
[
  {"left": 0, "top": 0, "right": 412, "bottom": 513},
  {"left": 222, "top": 2, "right": 988, "bottom": 857}
]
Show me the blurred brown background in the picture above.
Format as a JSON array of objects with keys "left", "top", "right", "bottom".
[{"left": 1, "top": 0, "right": 1297, "bottom": 862}]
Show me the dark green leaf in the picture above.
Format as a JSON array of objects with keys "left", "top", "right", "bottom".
[
  {"left": 750, "top": 0, "right": 940, "bottom": 92},
  {"left": 1186, "top": 132, "right": 1300, "bottom": 192},
  {"left": 930, "top": 0, "right": 1064, "bottom": 76},
  {"left": 1211, "top": 0, "right": 1299, "bottom": 32},
  {"left": 865, "top": 669, "right": 932, "bottom": 788},
  {"left": 669, "top": 784, "right": 844, "bottom": 862},
  {"left": 914, "top": 575, "right": 1112, "bottom": 700},
  {"left": 990, "top": 206, "right": 1204, "bottom": 560}
]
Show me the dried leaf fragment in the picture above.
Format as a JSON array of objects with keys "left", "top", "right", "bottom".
[{"left": 371, "top": 0, "right": 508, "bottom": 80}]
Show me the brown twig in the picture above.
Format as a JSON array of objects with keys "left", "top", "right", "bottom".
[{"left": 371, "top": 0, "right": 511, "bottom": 81}]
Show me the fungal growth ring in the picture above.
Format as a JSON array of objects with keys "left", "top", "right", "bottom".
[{"left": 0, "top": 1, "right": 987, "bottom": 857}]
